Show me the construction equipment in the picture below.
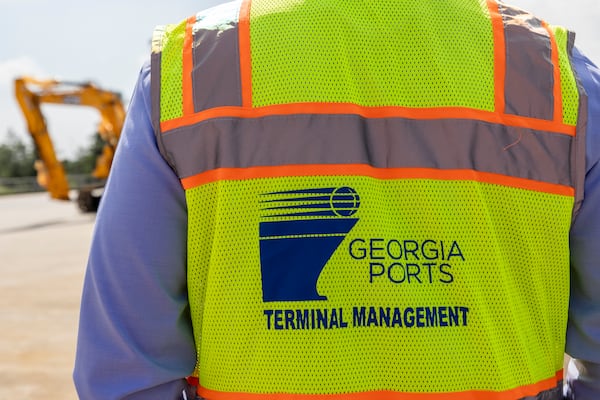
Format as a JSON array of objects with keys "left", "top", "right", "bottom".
[{"left": 14, "top": 77, "right": 125, "bottom": 212}]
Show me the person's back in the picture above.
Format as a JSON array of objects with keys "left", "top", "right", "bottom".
[{"left": 74, "top": 1, "right": 600, "bottom": 399}]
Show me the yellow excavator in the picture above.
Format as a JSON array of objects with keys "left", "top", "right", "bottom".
[{"left": 14, "top": 76, "right": 125, "bottom": 212}]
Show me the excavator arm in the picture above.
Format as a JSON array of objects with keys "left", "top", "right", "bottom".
[{"left": 14, "top": 77, "right": 125, "bottom": 210}]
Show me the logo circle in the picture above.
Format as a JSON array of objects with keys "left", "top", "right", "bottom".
[{"left": 330, "top": 187, "right": 360, "bottom": 217}]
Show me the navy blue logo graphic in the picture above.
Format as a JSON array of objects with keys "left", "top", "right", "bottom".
[{"left": 259, "top": 187, "right": 360, "bottom": 302}]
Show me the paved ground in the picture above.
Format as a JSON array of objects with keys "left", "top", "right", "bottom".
[{"left": 0, "top": 192, "right": 95, "bottom": 400}]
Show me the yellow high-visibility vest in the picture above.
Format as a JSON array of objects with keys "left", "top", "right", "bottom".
[{"left": 151, "top": 0, "right": 585, "bottom": 398}]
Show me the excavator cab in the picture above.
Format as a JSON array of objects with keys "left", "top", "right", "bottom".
[{"left": 14, "top": 77, "right": 125, "bottom": 212}]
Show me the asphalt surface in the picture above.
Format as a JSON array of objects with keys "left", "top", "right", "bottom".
[{"left": 0, "top": 192, "right": 95, "bottom": 400}]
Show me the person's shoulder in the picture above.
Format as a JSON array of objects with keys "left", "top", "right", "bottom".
[{"left": 572, "top": 46, "right": 600, "bottom": 75}]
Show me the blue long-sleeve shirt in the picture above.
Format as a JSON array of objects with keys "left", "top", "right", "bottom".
[{"left": 73, "top": 47, "right": 600, "bottom": 400}]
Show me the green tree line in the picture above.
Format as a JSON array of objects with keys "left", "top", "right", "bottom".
[{"left": 0, "top": 129, "right": 104, "bottom": 178}]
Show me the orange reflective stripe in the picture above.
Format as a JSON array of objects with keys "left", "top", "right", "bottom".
[
  {"left": 180, "top": 164, "right": 574, "bottom": 197},
  {"left": 197, "top": 371, "right": 562, "bottom": 400},
  {"left": 183, "top": 16, "right": 196, "bottom": 115},
  {"left": 239, "top": 0, "right": 253, "bottom": 107},
  {"left": 160, "top": 102, "right": 576, "bottom": 136},
  {"left": 487, "top": 0, "right": 506, "bottom": 114},
  {"left": 542, "top": 21, "right": 564, "bottom": 125}
]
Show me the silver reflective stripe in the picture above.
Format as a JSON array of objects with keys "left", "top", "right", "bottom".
[
  {"left": 500, "top": 3, "right": 554, "bottom": 120},
  {"left": 572, "top": 32, "right": 587, "bottom": 217},
  {"left": 150, "top": 51, "right": 162, "bottom": 136},
  {"left": 192, "top": 25, "right": 242, "bottom": 111},
  {"left": 191, "top": 4, "right": 242, "bottom": 111},
  {"left": 160, "top": 114, "right": 574, "bottom": 187}
]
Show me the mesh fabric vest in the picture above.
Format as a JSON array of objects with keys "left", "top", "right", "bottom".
[{"left": 150, "top": 0, "right": 586, "bottom": 398}]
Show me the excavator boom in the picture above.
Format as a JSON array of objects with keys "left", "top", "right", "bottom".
[{"left": 14, "top": 77, "right": 125, "bottom": 211}]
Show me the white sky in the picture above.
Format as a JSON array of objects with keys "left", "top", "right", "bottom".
[{"left": 1, "top": 0, "right": 599, "bottom": 160}]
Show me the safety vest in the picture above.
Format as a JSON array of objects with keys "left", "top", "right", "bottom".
[{"left": 151, "top": 0, "right": 586, "bottom": 399}]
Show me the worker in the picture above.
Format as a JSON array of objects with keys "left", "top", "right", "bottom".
[{"left": 73, "top": 0, "right": 600, "bottom": 399}]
